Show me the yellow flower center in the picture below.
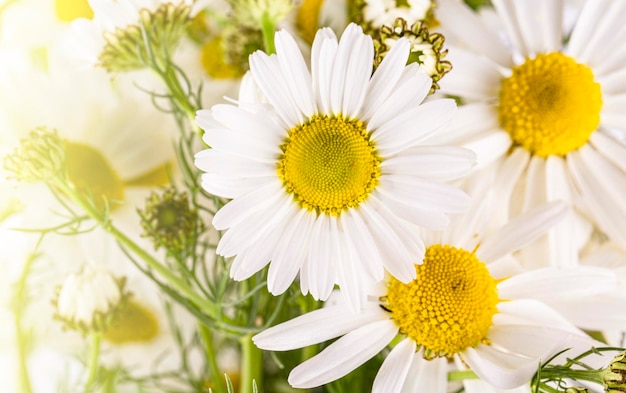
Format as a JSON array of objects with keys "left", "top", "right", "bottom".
[
  {"left": 103, "top": 301, "right": 159, "bottom": 344},
  {"left": 386, "top": 244, "right": 499, "bottom": 358},
  {"left": 277, "top": 115, "right": 381, "bottom": 216},
  {"left": 498, "top": 52, "right": 602, "bottom": 157},
  {"left": 55, "top": 0, "right": 93, "bottom": 22},
  {"left": 64, "top": 142, "right": 125, "bottom": 210},
  {"left": 296, "top": 0, "right": 325, "bottom": 44}
]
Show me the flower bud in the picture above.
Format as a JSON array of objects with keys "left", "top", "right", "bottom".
[
  {"left": 54, "top": 265, "right": 129, "bottom": 334},
  {"left": 604, "top": 351, "right": 626, "bottom": 393}
]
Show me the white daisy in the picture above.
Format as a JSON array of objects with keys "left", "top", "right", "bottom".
[
  {"left": 431, "top": 0, "right": 626, "bottom": 268},
  {"left": 194, "top": 23, "right": 475, "bottom": 310},
  {"left": 253, "top": 185, "right": 620, "bottom": 391}
]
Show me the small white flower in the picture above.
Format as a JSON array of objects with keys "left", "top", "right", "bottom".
[{"left": 195, "top": 23, "right": 475, "bottom": 311}]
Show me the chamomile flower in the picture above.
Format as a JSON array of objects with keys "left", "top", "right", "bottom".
[
  {"left": 432, "top": 0, "right": 626, "bottom": 267},
  {"left": 253, "top": 186, "right": 619, "bottom": 391},
  {"left": 195, "top": 23, "right": 474, "bottom": 310}
]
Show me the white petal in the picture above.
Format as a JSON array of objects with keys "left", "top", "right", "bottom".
[
  {"left": 566, "top": 0, "right": 626, "bottom": 69},
  {"left": 437, "top": 47, "right": 503, "bottom": 101},
  {"left": 365, "top": 66, "right": 431, "bottom": 130},
  {"left": 249, "top": 52, "right": 302, "bottom": 127},
  {"left": 360, "top": 38, "right": 410, "bottom": 121},
  {"left": 591, "top": 131, "right": 626, "bottom": 173},
  {"left": 200, "top": 173, "right": 269, "bottom": 199},
  {"left": 341, "top": 32, "right": 373, "bottom": 117},
  {"left": 379, "top": 175, "right": 471, "bottom": 214},
  {"left": 477, "top": 200, "right": 569, "bottom": 263},
  {"left": 268, "top": 208, "right": 316, "bottom": 295},
  {"left": 288, "top": 319, "right": 398, "bottom": 388},
  {"left": 311, "top": 28, "right": 339, "bottom": 114},
  {"left": 329, "top": 24, "right": 364, "bottom": 115},
  {"left": 401, "top": 356, "right": 448, "bottom": 393},
  {"left": 492, "top": 0, "right": 563, "bottom": 57},
  {"left": 497, "top": 267, "right": 617, "bottom": 301},
  {"left": 426, "top": 103, "right": 500, "bottom": 145},
  {"left": 213, "top": 181, "right": 283, "bottom": 230},
  {"left": 372, "top": 339, "right": 416, "bottom": 393},
  {"left": 568, "top": 146, "right": 626, "bottom": 245},
  {"left": 381, "top": 146, "right": 476, "bottom": 181},
  {"left": 601, "top": 93, "right": 626, "bottom": 131},
  {"left": 437, "top": 0, "right": 513, "bottom": 67},
  {"left": 463, "top": 345, "right": 541, "bottom": 389},
  {"left": 252, "top": 303, "right": 388, "bottom": 350},
  {"left": 341, "top": 211, "right": 385, "bottom": 282},
  {"left": 301, "top": 214, "right": 335, "bottom": 300},
  {"left": 194, "top": 148, "right": 275, "bottom": 178},
  {"left": 275, "top": 30, "right": 316, "bottom": 117},
  {"left": 463, "top": 131, "right": 512, "bottom": 169},
  {"left": 359, "top": 200, "right": 420, "bottom": 283},
  {"left": 333, "top": 216, "right": 367, "bottom": 312}
]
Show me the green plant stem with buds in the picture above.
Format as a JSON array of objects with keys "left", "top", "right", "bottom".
[
  {"left": 240, "top": 334, "right": 263, "bottom": 393},
  {"left": 84, "top": 332, "right": 102, "bottom": 393},
  {"left": 54, "top": 181, "right": 220, "bottom": 320}
]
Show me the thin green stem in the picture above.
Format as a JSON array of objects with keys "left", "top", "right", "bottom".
[
  {"left": 14, "top": 253, "right": 37, "bottom": 393},
  {"left": 240, "top": 334, "right": 263, "bottom": 393},
  {"left": 260, "top": 12, "right": 276, "bottom": 55},
  {"left": 199, "top": 323, "right": 227, "bottom": 393},
  {"left": 56, "top": 182, "right": 220, "bottom": 320},
  {"left": 84, "top": 333, "right": 101, "bottom": 393}
]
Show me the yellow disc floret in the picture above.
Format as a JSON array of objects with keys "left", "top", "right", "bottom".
[
  {"left": 499, "top": 52, "right": 602, "bottom": 157},
  {"left": 103, "top": 301, "right": 159, "bottom": 344},
  {"left": 278, "top": 115, "right": 380, "bottom": 216},
  {"left": 386, "top": 244, "right": 499, "bottom": 358}
]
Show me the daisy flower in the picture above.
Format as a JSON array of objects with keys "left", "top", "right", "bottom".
[
  {"left": 431, "top": 0, "right": 626, "bottom": 268},
  {"left": 194, "top": 23, "right": 474, "bottom": 310},
  {"left": 253, "top": 182, "right": 620, "bottom": 391}
]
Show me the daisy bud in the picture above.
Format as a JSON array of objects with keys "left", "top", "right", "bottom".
[
  {"left": 372, "top": 18, "right": 451, "bottom": 92},
  {"left": 53, "top": 265, "right": 129, "bottom": 334},
  {"left": 97, "top": 2, "right": 192, "bottom": 72},
  {"left": 3, "top": 127, "right": 66, "bottom": 183},
  {"left": 139, "top": 187, "right": 201, "bottom": 253},
  {"left": 603, "top": 351, "right": 626, "bottom": 393}
]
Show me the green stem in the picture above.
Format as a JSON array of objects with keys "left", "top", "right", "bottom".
[
  {"left": 14, "top": 253, "right": 37, "bottom": 393},
  {"left": 160, "top": 65, "right": 197, "bottom": 124},
  {"left": 538, "top": 368, "right": 603, "bottom": 385},
  {"left": 199, "top": 324, "right": 227, "bottom": 393},
  {"left": 57, "top": 183, "right": 220, "bottom": 320},
  {"left": 240, "top": 334, "right": 263, "bottom": 393},
  {"left": 84, "top": 333, "right": 101, "bottom": 393},
  {"left": 260, "top": 12, "right": 276, "bottom": 55}
]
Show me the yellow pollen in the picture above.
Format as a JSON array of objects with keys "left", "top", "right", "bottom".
[
  {"left": 386, "top": 244, "right": 499, "bottom": 358},
  {"left": 498, "top": 52, "right": 602, "bottom": 157},
  {"left": 296, "top": 0, "right": 324, "bottom": 44},
  {"left": 55, "top": 0, "right": 94, "bottom": 22},
  {"left": 277, "top": 115, "right": 380, "bottom": 216},
  {"left": 103, "top": 301, "right": 159, "bottom": 344},
  {"left": 64, "top": 142, "right": 125, "bottom": 210}
]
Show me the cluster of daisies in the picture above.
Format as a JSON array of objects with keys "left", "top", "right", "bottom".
[{"left": 1, "top": 0, "right": 626, "bottom": 392}]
